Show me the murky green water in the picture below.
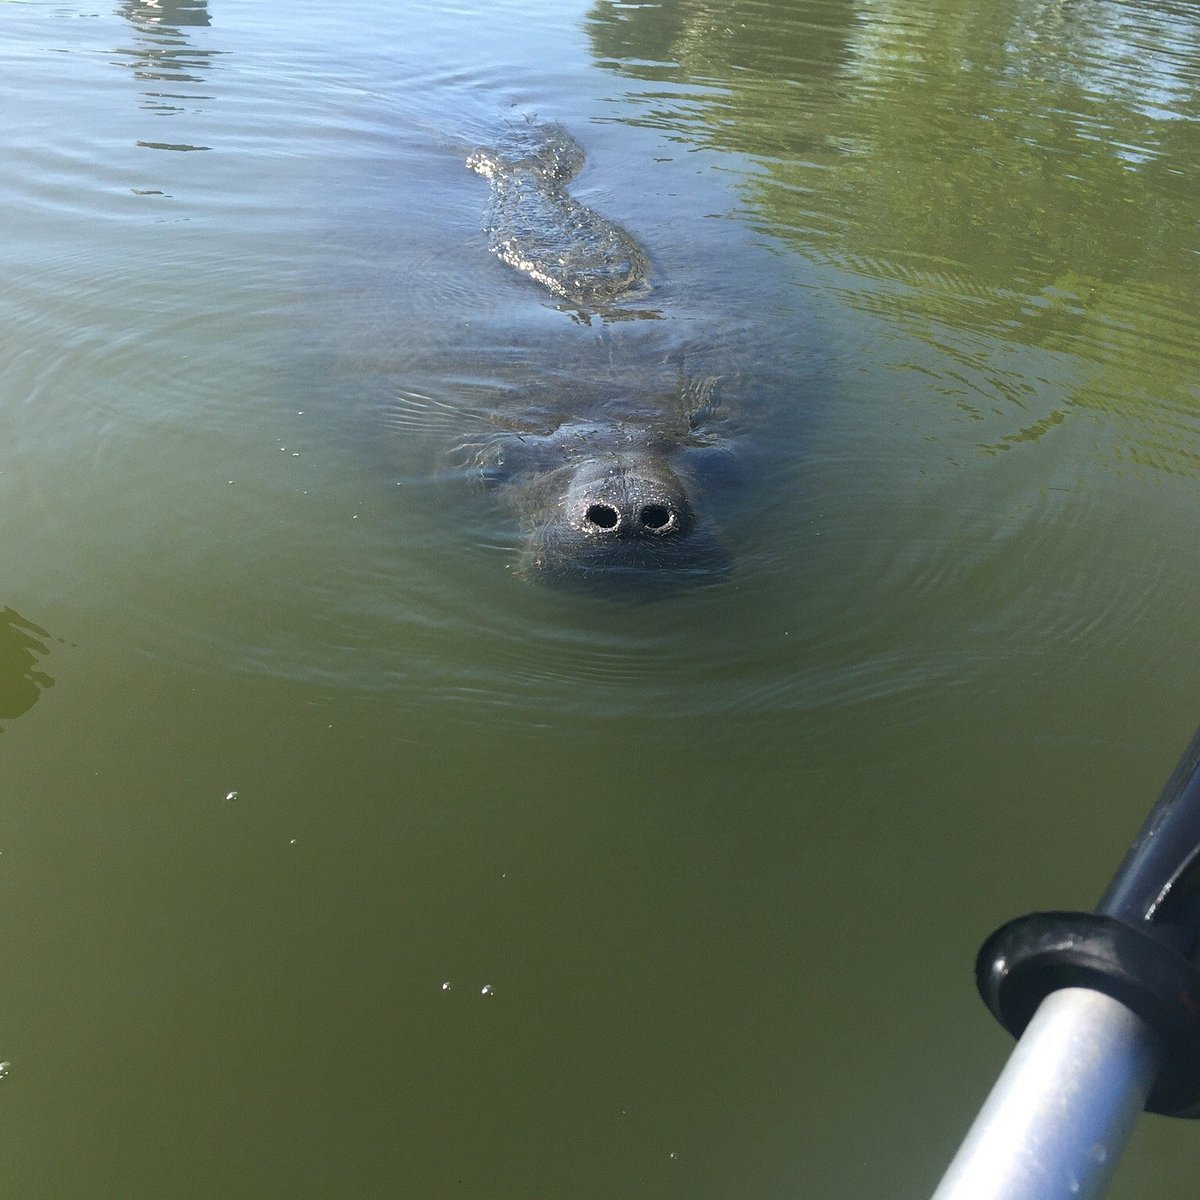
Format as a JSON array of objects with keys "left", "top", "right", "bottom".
[{"left": 3, "top": 0, "right": 1200, "bottom": 1195}]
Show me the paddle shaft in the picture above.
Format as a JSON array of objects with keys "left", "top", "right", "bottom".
[{"left": 932, "top": 986, "right": 1160, "bottom": 1200}]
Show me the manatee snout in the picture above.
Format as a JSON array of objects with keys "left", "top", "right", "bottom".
[
  {"left": 519, "top": 454, "right": 724, "bottom": 581},
  {"left": 566, "top": 458, "right": 694, "bottom": 543}
]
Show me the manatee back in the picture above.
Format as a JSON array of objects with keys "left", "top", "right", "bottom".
[
  {"left": 466, "top": 121, "right": 585, "bottom": 184},
  {"left": 467, "top": 122, "right": 650, "bottom": 307}
]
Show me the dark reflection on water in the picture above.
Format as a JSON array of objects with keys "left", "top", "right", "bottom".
[
  {"left": 0, "top": 607, "right": 55, "bottom": 728},
  {"left": 121, "top": 0, "right": 211, "bottom": 26},
  {"left": 113, "top": 0, "right": 218, "bottom": 144}
]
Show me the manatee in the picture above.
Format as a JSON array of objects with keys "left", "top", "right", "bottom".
[{"left": 465, "top": 122, "right": 732, "bottom": 584}]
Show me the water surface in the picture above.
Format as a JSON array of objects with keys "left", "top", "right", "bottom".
[{"left": 2, "top": 0, "right": 1200, "bottom": 1196}]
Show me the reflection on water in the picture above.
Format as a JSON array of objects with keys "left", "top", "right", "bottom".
[
  {"left": 587, "top": 0, "right": 1200, "bottom": 470},
  {"left": 589, "top": 0, "right": 855, "bottom": 82},
  {"left": 113, "top": 0, "right": 217, "bottom": 149},
  {"left": 0, "top": 607, "right": 55, "bottom": 728}
]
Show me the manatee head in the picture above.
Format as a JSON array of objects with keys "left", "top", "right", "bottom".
[
  {"left": 517, "top": 450, "right": 725, "bottom": 582},
  {"left": 464, "top": 419, "right": 731, "bottom": 585}
]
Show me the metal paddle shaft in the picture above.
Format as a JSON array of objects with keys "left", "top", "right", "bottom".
[
  {"left": 933, "top": 724, "right": 1200, "bottom": 1199},
  {"left": 931, "top": 989, "right": 1159, "bottom": 1200}
]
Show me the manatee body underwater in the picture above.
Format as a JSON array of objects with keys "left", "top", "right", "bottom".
[{"left": 464, "top": 121, "right": 735, "bottom": 586}]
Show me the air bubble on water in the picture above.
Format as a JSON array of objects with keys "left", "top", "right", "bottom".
[{"left": 480, "top": 984, "right": 494, "bottom": 997}]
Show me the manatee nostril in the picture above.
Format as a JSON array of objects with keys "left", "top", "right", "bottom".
[
  {"left": 584, "top": 502, "right": 620, "bottom": 530},
  {"left": 639, "top": 504, "right": 673, "bottom": 531}
]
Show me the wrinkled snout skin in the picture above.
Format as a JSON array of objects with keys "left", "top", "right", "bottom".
[
  {"left": 518, "top": 452, "right": 722, "bottom": 580},
  {"left": 564, "top": 456, "right": 694, "bottom": 539}
]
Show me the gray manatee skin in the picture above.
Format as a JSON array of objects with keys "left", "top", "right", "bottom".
[
  {"left": 468, "top": 408, "right": 733, "bottom": 584},
  {"left": 466, "top": 123, "right": 730, "bottom": 584},
  {"left": 467, "top": 122, "right": 651, "bottom": 307}
]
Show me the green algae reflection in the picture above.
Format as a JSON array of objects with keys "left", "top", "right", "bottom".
[{"left": 587, "top": 0, "right": 1200, "bottom": 473}]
